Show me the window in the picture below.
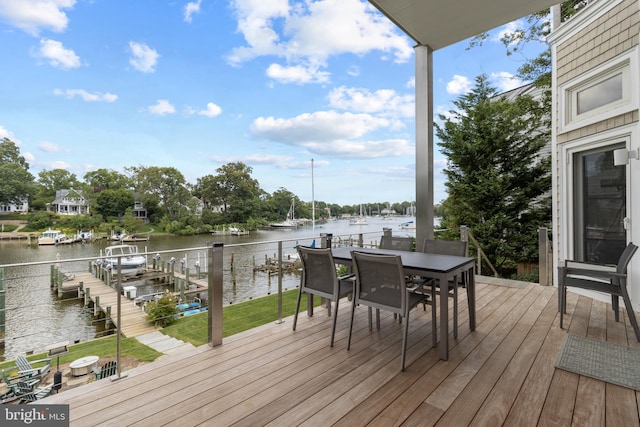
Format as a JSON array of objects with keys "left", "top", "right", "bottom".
[{"left": 560, "top": 49, "right": 637, "bottom": 131}]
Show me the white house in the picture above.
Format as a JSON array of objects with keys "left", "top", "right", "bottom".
[
  {"left": 0, "top": 198, "right": 28, "bottom": 213},
  {"left": 49, "top": 189, "right": 90, "bottom": 215},
  {"left": 549, "top": 0, "right": 639, "bottom": 308}
]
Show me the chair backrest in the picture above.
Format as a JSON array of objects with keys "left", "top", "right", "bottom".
[
  {"left": 617, "top": 242, "right": 638, "bottom": 275},
  {"left": 421, "top": 239, "right": 468, "bottom": 257},
  {"left": 351, "top": 251, "right": 406, "bottom": 314},
  {"left": 297, "top": 246, "right": 339, "bottom": 300},
  {"left": 15, "top": 356, "right": 32, "bottom": 372},
  {"left": 379, "top": 236, "right": 414, "bottom": 251},
  {"left": 102, "top": 361, "right": 117, "bottom": 377}
]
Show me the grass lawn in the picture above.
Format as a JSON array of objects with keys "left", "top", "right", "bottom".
[{"left": 162, "top": 288, "right": 319, "bottom": 346}]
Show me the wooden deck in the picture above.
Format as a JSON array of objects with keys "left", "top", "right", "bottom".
[{"left": 41, "top": 279, "right": 640, "bottom": 426}]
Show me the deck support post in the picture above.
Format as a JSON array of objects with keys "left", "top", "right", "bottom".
[{"left": 208, "top": 242, "right": 223, "bottom": 347}]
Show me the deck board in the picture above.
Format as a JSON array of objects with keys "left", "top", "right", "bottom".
[{"left": 38, "top": 279, "right": 640, "bottom": 426}]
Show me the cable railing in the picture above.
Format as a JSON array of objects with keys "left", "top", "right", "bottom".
[{"left": 0, "top": 226, "right": 553, "bottom": 397}]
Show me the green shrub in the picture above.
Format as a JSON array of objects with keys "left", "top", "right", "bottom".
[{"left": 145, "top": 292, "right": 180, "bottom": 327}]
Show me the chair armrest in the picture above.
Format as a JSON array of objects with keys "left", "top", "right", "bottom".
[
  {"left": 564, "top": 260, "right": 616, "bottom": 271},
  {"left": 338, "top": 274, "right": 355, "bottom": 281},
  {"left": 561, "top": 266, "right": 617, "bottom": 280}
]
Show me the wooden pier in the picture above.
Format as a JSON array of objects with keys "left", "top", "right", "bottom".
[{"left": 53, "top": 271, "right": 158, "bottom": 337}]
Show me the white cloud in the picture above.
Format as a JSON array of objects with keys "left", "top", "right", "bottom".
[
  {"left": 249, "top": 110, "right": 413, "bottom": 159},
  {"left": 491, "top": 71, "right": 525, "bottom": 92},
  {"left": 184, "top": 0, "right": 202, "bottom": 23},
  {"left": 197, "top": 102, "right": 222, "bottom": 118},
  {"left": 266, "top": 63, "right": 330, "bottom": 84},
  {"left": 0, "top": 0, "right": 74, "bottom": 36},
  {"left": 147, "top": 99, "right": 175, "bottom": 115},
  {"left": 446, "top": 75, "right": 472, "bottom": 95},
  {"left": 227, "top": 0, "right": 412, "bottom": 82},
  {"left": 23, "top": 152, "right": 35, "bottom": 163},
  {"left": 211, "top": 153, "right": 301, "bottom": 169},
  {"left": 53, "top": 88, "right": 118, "bottom": 102},
  {"left": 328, "top": 86, "right": 413, "bottom": 118},
  {"left": 34, "top": 39, "right": 81, "bottom": 69},
  {"left": 0, "top": 125, "right": 18, "bottom": 143},
  {"left": 38, "top": 141, "right": 62, "bottom": 152},
  {"left": 129, "top": 41, "right": 159, "bottom": 73}
]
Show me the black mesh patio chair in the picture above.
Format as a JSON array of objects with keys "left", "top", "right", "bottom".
[
  {"left": 419, "top": 239, "right": 469, "bottom": 338},
  {"left": 348, "top": 251, "right": 432, "bottom": 370},
  {"left": 558, "top": 242, "right": 640, "bottom": 341},
  {"left": 293, "top": 246, "right": 354, "bottom": 347},
  {"left": 379, "top": 235, "right": 414, "bottom": 251}
]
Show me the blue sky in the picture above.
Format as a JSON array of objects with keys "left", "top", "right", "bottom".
[{"left": 0, "top": 0, "right": 546, "bottom": 206}]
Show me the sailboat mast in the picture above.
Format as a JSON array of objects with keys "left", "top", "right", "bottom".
[{"left": 311, "top": 158, "right": 315, "bottom": 237}]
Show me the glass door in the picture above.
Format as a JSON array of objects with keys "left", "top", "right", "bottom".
[{"left": 573, "top": 144, "right": 627, "bottom": 263}]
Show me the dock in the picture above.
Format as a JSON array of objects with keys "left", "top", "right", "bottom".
[{"left": 55, "top": 271, "right": 158, "bottom": 337}]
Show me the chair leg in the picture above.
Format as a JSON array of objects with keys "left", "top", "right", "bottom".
[
  {"left": 292, "top": 288, "right": 303, "bottom": 331},
  {"left": 612, "top": 295, "right": 620, "bottom": 322},
  {"left": 453, "top": 280, "right": 458, "bottom": 339},
  {"left": 347, "top": 298, "right": 357, "bottom": 350},
  {"left": 368, "top": 307, "right": 373, "bottom": 331},
  {"left": 401, "top": 311, "right": 410, "bottom": 371},
  {"left": 330, "top": 299, "right": 338, "bottom": 347},
  {"left": 376, "top": 309, "right": 381, "bottom": 330},
  {"left": 620, "top": 287, "right": 640, "bottom": 342}
]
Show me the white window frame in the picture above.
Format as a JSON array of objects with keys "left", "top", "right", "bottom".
[{"left": 559, "top": 48, "right": 638, "bottom": 133}]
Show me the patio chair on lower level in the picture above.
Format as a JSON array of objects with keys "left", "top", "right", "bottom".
[
  {"left": 1, "top": 370, "right": 41, "bottom": 401},
  {"left": 348, "top": 251, "right": 432, "bottom": 371},
  {"left": 558, "top": 242, "right": 640, "bottom": 341},
  {"left": 92, "top": 360, "right": 117, "bottom": 380},
  {"left": 15, "top": 355, "right": 51, "bottom": 379},
  {"left": 16, "top": 380, "right": 55, "bottom": 404},
  {"left": 293, "top": 246, "right": 354, "bottom": 347}
]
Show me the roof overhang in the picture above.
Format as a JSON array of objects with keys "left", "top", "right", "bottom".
[{"left": 368, "top": 0, "right": 561, "bottom": 50}]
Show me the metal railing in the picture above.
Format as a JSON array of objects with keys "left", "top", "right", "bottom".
[{"left": 0, "top": 226, "right": 554, "bottom": 386}]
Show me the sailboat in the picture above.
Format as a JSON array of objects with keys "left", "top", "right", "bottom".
[
  {"left": 349, "top": 204, "right": 368, "bottom": 225},
  {"left": 270, "top": 200, "right": 299, "bottom": 228}
]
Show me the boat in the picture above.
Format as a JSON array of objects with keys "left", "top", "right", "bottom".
[
  {"left": 270, "top": 200, "right": 299, "bottom": 229},
  {"left": 349, "top": 204, "right": 368, "bottom": 225},
  {"left": 121, "top": 233, "right": 150, "bottom": 242},
  {"left": 97, "top": 244, "right": 146, "bottom": 277},
  {"left": 400, "top": 220, "right": 416, "bottom": 230},
  {"left": 38, "top": 229, "right": 67, "bottom": 245}
]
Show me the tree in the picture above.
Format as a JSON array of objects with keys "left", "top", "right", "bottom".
[
  {"left": 84, "top": 169, "right": 133, "bottom": 192},
  {"left": 127, "top": 166, "right": 190, "bottom": 220},
  {"left": 38, "top": 169, "right": 80, "bottom": 196},
  {"left": 95, "top": 189, "right": 135, "bottom": 219},
  {"left": 436, "top": 74, "right": 551, "bottom": 276},
  {"left": 0, "top": 138, "right": 35, "bottom": 206},
  {"left": 196, "top": 162, "right": 264, "bottom": 223}
]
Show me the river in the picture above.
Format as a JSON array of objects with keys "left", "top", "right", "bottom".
[{"left": 0, "top": 217, "right": 416, "bottom": 360}]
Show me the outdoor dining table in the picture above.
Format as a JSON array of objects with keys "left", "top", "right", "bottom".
[{"left": 331, "top": 246, "right": 476, "bottom": 361}]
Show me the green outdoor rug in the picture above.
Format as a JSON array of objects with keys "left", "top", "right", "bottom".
[{"left": 555, "top": 334, "right": 640, "bottom": 391}]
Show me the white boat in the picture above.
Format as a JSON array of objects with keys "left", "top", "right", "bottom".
[
  {"left": 270, "top": 200, "right": 299, "bottom": 229},
  {"left": 38, "top": 229, "right": 67, "bottom": 245},
  {"left": 98, "top": 244, "right": 146, "bottom": 277},
  {"left": 400, "top": 220, "right": 416, "bottom": 230},
  {"left": 349, "top": 204, "right": 368, "bottom": 225}
]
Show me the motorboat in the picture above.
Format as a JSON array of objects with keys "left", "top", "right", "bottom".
[
  {"left": 97, "top": 244, "right": 146, "bottom": 277},
  {"left": 400, "top": 220, "right": 416, "bottom": 230},
  {"left": 38, "top": 229, "right": 67, "bottom": 246}
]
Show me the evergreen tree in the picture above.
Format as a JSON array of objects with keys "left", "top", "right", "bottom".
[{"left": 436, "top": 74, "right": 551, "bottom": 276}]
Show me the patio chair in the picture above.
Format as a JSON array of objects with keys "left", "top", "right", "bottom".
[
  {"left": 92, "top": 360, "right": 117, "bottom": 380},
  {"left": 16, "top": 381, "right": 55, "bottom": 404},
  {"left": 348, "top": 251, "right": 431, "bottom": 370},
  {"left": 558, "top": 242, "right": 640, "bottom": 341},
  {"left": 419, "top": 239, "right": 469, "bottom": 338},
  {"left": 0, "top": 370, "right": 41, "bottom": 400},
  {"left": 293, "top": 246, "right": 354, "bottom": 347},
  {"left": 15, "top": 355, "right": 51, "bottom": 379},
  {"left": 379, "top": 235, "right": 414, "bottom": 251}
]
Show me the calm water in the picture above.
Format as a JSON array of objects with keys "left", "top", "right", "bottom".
[{"left": 0, "top": 217, "right": 415, "bottom": 359}]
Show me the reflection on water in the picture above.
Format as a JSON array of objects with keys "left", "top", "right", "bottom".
[{"left": 0, "top": 217, "right": 415, "bottom": 359}]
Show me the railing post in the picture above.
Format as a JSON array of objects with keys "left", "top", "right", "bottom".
[
  {"left": 0, "top": 267, "right": 5, "bottom": 354},
  {"left": 538, "top": 228, "right": 551, "bottom": 286},
  {"left": 208, "top": 242, "right": 223, "bottom": 347},
  {"left": 276, "top": 241, "right": 284, "bottom": 324}
]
